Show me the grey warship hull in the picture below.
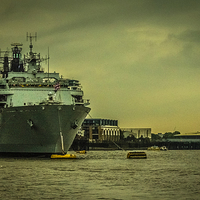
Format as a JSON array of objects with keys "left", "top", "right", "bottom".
[
  {"left": 0, "top": 105, "right": 90, "bottom": 155},
  {"left": 0, "top": 34, "right": 91, "bottom": 156}
]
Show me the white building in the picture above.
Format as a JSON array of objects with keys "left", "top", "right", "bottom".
[
  {"left": 82, "top": 118, "right": 120, "bottom": 141},
  {"left": 121, "top": 128, "right": 151, "bottom": 139}
]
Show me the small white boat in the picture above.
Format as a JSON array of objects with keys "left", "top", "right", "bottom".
[{"left": 160, "top": 146, "right": 168, "bottom": 151}]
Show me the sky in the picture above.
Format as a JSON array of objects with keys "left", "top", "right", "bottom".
[{"left": 1, "top": 0, "right": 200, "bottom": 134}]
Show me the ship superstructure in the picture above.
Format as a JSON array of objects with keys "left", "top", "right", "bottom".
[{"left": 0, "top": 34, "right": 90, "bottom": 155}]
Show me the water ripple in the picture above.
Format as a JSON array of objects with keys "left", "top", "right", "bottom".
[{"left": 0, "top": 150, "right": 200, "bottom": 200}]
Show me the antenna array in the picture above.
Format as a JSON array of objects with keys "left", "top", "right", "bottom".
[{"left": 26, "top": 32, "right": 37, "bottom": 54}]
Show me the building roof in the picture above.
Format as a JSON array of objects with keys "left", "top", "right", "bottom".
[{"left": 174, "top": 132, "right": 200, "bottom": 137}]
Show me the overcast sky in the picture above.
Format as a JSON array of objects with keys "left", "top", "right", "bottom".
[{"left": 1, "top": 0, "right": 200, "bottom": 133}]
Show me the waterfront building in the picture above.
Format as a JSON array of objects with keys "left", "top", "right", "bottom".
[{"left": 82, "top": 118, "right": 120, "bottom": 142}]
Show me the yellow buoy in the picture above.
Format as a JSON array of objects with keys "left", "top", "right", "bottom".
[
  {"left": 76, "top": 150, "right": 86, "bottom": 154},
  {"left": 51, "top": 154, "right": 76, "bottom": 159},
  {"left": 127, "top": 152, "right": 147, "bottom": 159}
]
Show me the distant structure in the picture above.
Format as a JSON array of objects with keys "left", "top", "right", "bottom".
[
  {"left": 120, "top": 128, "right": 151, "bottom": 139},
  {"left": 167, "top": 132, "right": 200, "bottom": 142},
  {"left": 162, "top": 132, "right": 200, "bottom": 149},
  {"left": 82, "top": 118, "right": 120, "bottom": 142}
]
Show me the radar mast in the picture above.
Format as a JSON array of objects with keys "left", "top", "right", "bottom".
[{"left": 26, "top": 32, "right": 37, "bottom": 55}]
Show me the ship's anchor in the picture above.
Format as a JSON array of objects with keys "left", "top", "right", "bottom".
[
  {"left": 27, "top": 119, "right": 34, "bottom": 128},
  {"left": 71, "top": 120, "right": 78, "bottom": 129}
]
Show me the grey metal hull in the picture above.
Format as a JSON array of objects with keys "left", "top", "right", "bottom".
[{"left": 0, "top": 105, "right": 90, "bottom": 154}]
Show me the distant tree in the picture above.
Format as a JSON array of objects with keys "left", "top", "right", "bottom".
[
  {"left": 126, "top": 134, "right": 137, "bottom": 142},
  {"left": 163, "top": 131, "right": 180, "bottom": 139},
  {"left": 137, "top": 135, "right": 143, "bottom": 142},
  {"left": 163, "top": 132, "right": 172, "bottom": 139},
  {"left": 151, "top": 134, "right": 162, "bottom": 141},
  {"left": 143, "top": 137, "right": 150, "bottom": 144}
]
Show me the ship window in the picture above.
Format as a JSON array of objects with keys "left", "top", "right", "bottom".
[
  {"left": 12, "top": 77, "right": 25, "bottom": 82},
  {"left": 43, "top": 78, "right": 57, "bottom": 83},
  {"left": 0, "top": 95, "right": 7, "bottom": 101}
]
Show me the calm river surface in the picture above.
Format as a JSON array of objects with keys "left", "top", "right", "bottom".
[{"left": 0, "top": 150, "right": 200, "bottom": 200}]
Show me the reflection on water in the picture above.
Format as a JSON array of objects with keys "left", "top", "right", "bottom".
[{"left": 0, "top": 150, "right": 200, "bottom": 200}]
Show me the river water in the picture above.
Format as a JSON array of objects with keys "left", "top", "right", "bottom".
[{"left": 0, "top": 150, "right": 199, "bottom": 200}]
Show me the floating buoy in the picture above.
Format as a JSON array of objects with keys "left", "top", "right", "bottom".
[
  {"left": 76, "top": 150, "right": 86, "bottom": 154},
  {"left": 51, "top": 154, "right": 76, "bottom": 159},
  {"left": 127, "top": 152, "right": 147, "bottom": 159}
]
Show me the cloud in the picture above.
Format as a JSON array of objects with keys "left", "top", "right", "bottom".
[
  {"left": 169, "top": 30, "right": 200, "bottom": 43},
  {"left": 1, "top": 0, "right": 200, "bottom": 133}
]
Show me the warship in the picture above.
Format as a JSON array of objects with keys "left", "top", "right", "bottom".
[{"left": 0, "top": 33, "right": 90, "bottom": 156}]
